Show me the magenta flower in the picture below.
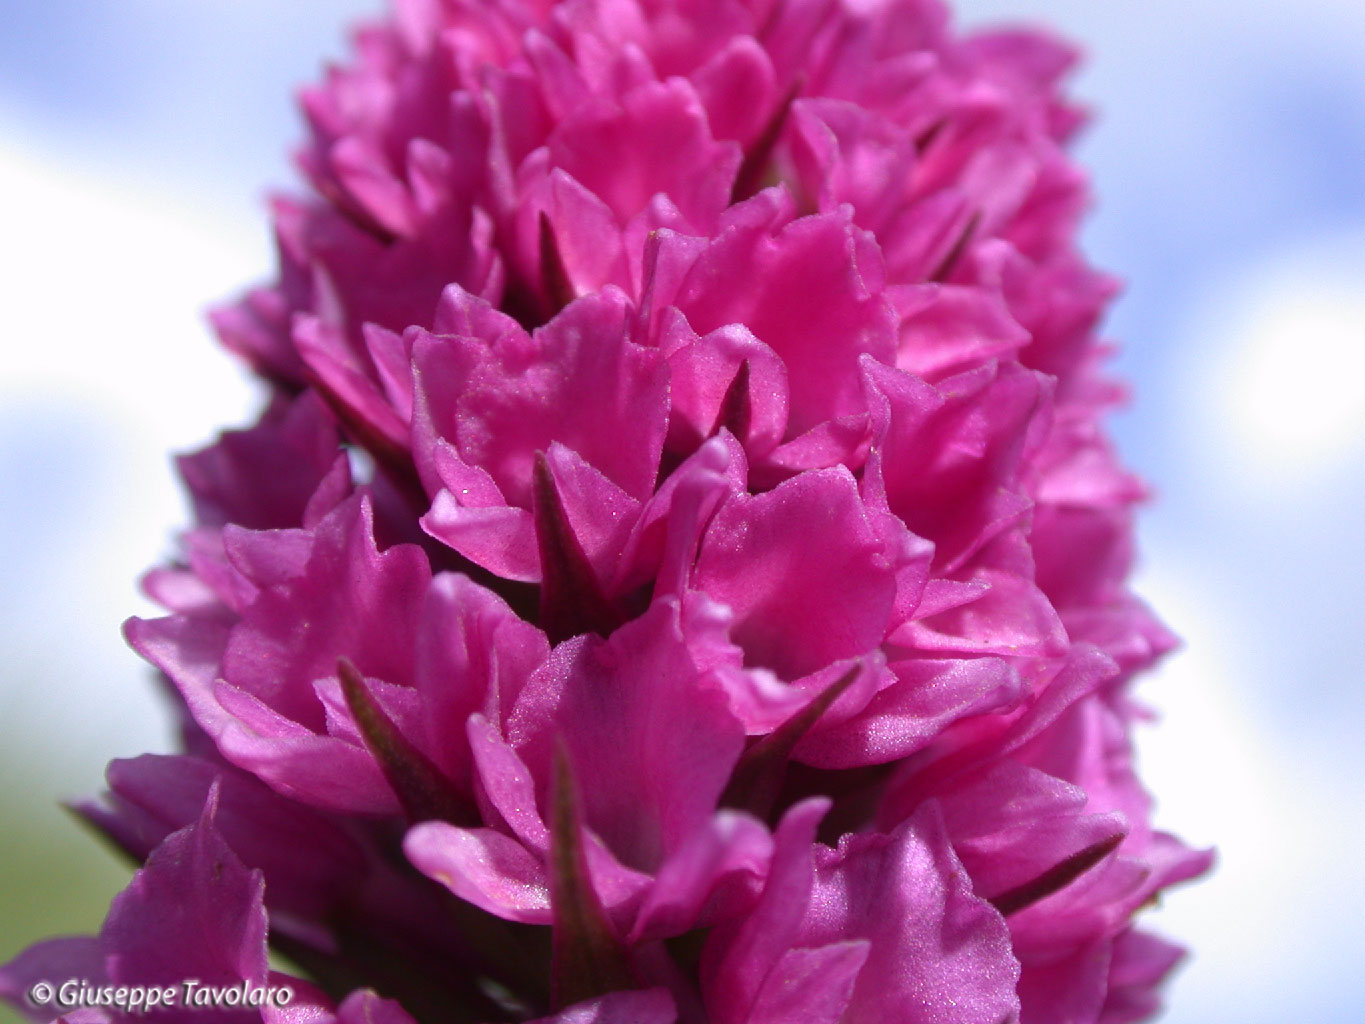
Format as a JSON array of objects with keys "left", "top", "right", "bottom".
[{"left": 2, "top": 1, "right": 1210, "bottom": 1022}]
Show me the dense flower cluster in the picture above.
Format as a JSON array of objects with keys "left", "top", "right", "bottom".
[{"left": 1, "top": 0, "right": 1210, "bottom": 1022}]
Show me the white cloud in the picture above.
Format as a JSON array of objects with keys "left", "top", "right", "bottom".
[
  {"left": 1133, "top": 566, "right": 1365, "bottom": 1021},
  {"left": 1220, "top": 285, "right": 1365, "bottom": 470},
  {"left": 1178, "top": 234, "right": 1365, "bottom": 489},
  {"left": 0, "top": 136, "right": 264, "bottom": 783}
]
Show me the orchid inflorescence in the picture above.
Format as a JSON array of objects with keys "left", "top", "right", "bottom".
[{"left": 1, "top": 1, "right": 1209, "bottom": 1022}]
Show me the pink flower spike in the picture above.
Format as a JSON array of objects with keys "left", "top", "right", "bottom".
[{"left": 8, "top": 1, "right": 1212, "bottom": 1021}]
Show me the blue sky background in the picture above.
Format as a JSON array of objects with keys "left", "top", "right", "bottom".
[{"left": 2, "top": 2, "right": 1363, "bottom": 1021}]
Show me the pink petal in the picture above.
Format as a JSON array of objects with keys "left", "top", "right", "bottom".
[
  {"left": 800, "top": 804, "right": 1020, "bottom": 1024},
  {"left": 404, "top": 822, "right": 552, "bottom": 924},
  {"left": 102, "top": 786, "right": 269, "bottom": 995},
  {"left": 220, "top": 495, "right": 430, "bottom": 730},
  {"left": 701, "top": 798, "right": 829, "bottom": 1024},
  {"left": 628, "top": 810, "right": 773, "bottom": 943},
  {"left": 508, "top": 598, "right": 746, "bottom": 872},
  {"left": 527, "top": 988, "right": 676, "bottom": 1024},
  {"left": 694, "top": 468, "right": 897, "bottom": 680},
  {"left": 675, "top": 205, "right": 897, "bottom": 435}
]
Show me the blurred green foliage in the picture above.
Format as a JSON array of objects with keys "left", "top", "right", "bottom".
[{"left": 0, "top": 764, "right": 131, "bottom": 1024}]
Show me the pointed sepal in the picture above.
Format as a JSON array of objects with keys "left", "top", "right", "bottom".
[
  {"left": 533, "top": 452, "right": 625, "bottom": 642},
  {"left": 338, "top": 657, "right": 473, "bottom": 824},
  {"left": 721, "top": 663, "right": 861, "bottom": 819},
  {"left": 550, "top": 742, "right": 636, "bottom": 1009},
  {"left": 988, "top": 830, "right": 1126, "bottom": 917}
]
